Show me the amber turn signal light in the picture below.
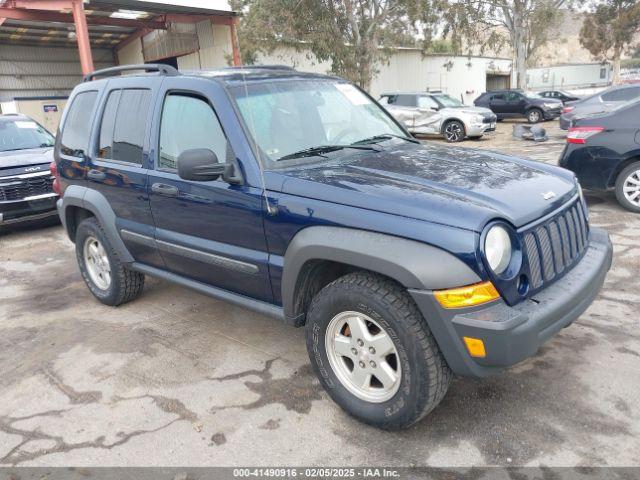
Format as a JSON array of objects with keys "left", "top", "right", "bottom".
[
  {"left": 434, "top": 281, "right": 500, "bottom": 309},
  {"left": 463, "top": 337, "right": 486, "bottom": 358}
]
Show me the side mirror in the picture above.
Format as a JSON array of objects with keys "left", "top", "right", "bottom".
[{"left": 177, "top": 149, "right": 225, "bottom": 181}]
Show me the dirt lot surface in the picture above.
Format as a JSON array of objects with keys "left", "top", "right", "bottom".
[{"left": 1, "top": 119, "right": 638, "bottom": 467}]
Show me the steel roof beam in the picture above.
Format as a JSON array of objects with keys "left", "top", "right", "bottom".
[{"left": 0, "top": 6, "right": 167, "bottom": 29}]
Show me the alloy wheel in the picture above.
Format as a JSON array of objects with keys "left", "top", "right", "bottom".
[
  {"left": 83, "top": 236, "right": 111, "bottom": 290},
  {"left": 528, "top": 110, "right": 541, "bottom": 123},
  {"left": 623, "top": 169, "right": 640, "bottom": 207},
  {"left": 444, "top": 122, "right": 463, "bottom": 142},
  {"left": 325, "top": 311, "right": 402, "bottom": 403}
]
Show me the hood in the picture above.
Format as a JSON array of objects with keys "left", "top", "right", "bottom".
[
  {"left": 0, "top": 147, "right": 53, "bottom": 171},
  {"left": 271, "top": 142, "right": 576, "bottom": 232}
]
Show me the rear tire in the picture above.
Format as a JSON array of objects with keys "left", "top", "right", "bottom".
[
  {"left": 75, "top": 217, "right": 145, "bottom": 306},
  {"left": 527, "top": 108, "right": 543, "bottom": 123},
  {"left": 305, "top": 271, "right": 451, "bottom": 430},
  {"left": 615, "top": 162, "right": 640, "bottom": 213}
]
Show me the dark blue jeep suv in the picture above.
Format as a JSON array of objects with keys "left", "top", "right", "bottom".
[{"left": 54, "top": 64, "right": 612, "bottom": 429}]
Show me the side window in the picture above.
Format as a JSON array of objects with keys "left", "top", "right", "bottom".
[
  {"left": 158, "top": 94, "right": 227, "bottom": 171},
  {"left": 505, "top": 92, "right": 522, "bottom": 102},
  {"left": 417, "top": 96, "right": 439, "bottom": 109},
  {"left": 394, "top": 95, "right": 417, "bottom": 107},
  {"left": 491, "top": 93, "right": 505, "bottom": 101},
  {"left": 97, "top": 88, "right": 151, "bottom": 165},
  {"left": 60, "top": 91, "right": 98, "bottom": 158}
]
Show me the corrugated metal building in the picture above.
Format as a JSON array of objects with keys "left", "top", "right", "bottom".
[
  {"left": 0, "top": 45, "right": 115, "bottom": 101},
  {"left": 0, "top": 0, "right": 238, "bottom": 129},
  {"left": 257, "top": 47, "right": 514, "bottom": 104}
]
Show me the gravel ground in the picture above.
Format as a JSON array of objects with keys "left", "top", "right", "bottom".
[{"left": 0, "top": 119, "right": 638, "bottom": 467}]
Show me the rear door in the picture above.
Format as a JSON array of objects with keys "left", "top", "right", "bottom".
[
  {"left": 489, "top": 93, "right": 507, "bottom": 115},
  {"left": 86, "top": 77, "right": 164, "bottom": 267},
  {"left": 147, "top": 77, "right": 272, "bottom": 302}
]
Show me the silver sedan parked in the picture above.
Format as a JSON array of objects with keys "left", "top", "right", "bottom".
[{"left": 379, "top": 92, "right": 497, "bottom": 142}]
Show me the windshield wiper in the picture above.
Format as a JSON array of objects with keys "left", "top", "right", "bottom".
[
  {"left": 278, "top": 144, "right": 380, "bottom": 161},
  {"left": 351, "top": 133, "right": 420, "bottom": 145}
]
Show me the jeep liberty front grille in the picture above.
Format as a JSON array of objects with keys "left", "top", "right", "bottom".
[
  {"left": 522, "top": 198, "right": 589, "bottom": 290},
  {"left": 0, "top": 172, "right": 54, "bottom": 202}
]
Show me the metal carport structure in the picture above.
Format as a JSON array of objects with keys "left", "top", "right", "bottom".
[{"left": 0, "top": 0, "right": 241, "bottom": 75}]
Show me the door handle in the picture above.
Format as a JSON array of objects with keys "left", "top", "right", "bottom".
[
  {"left": 151, "top": 183, "right": 179, "bottom": 197},
  {"left": 87, "top": 169, "right": 106, "bottom": 181}
]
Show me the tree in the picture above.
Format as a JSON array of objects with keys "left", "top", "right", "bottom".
[
  {"left": 230, "top": 0, "right": 439, "bottom": 91},
  {"left": 436, "top": 0, "right": 567, "bottom": 89},
  {"left": 579, "top": 0, "right": 640, "bottom": 84}
]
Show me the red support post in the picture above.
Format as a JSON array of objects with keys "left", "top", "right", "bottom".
[
  {"left": 230, "top": 17, "right": 240, "bottom": 67},
  {"left": 70, "top": 0, "right": 93, "bottom": 75}
]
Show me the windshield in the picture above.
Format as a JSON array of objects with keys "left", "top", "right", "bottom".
[
  {"left": 231, "top": 80, "right": 405, "bottom": 163},
  {"left": 0, "top": 118, "right": 54, "bottom": 153},
  {"left": 432, "top": 94, "right": 464, "bottom": 107},
  {"left": 525, "top": 91, "right": 543, "bottom": 99}
]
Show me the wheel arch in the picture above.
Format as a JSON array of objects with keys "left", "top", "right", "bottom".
[
  {"left": 282, "top": 226, "right": 481, "bottom": 326},
  {"left": 440, "top": 117, "right": 466, "bottom": 134},
  {"left": 608, "top": 154, "right": 640, "bottom": 189},
  {"left": 58, "top": 185, "right": 134, "bottom": 263}
]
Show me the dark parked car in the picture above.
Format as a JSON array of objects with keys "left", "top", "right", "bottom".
[
  {"left": 474, "top": 89, "right": 562, "bottom": 123},
  {"left": 0, "top": 114, "right": 58, "bottom": 229},
  {"left": 538, "top": 90, "right": 581, "bottom": 104},
  {"left": 55, "top": 64, "right": 612, "bottom": 429},
  {"left": 559, "top": 84, "right": 640, "bottom": 130},
  {"left": 560, "top": 99, "right": 640, "bottom": 212}
]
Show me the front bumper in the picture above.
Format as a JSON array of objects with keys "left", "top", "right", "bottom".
[
  {"left": 542, "top": 108, "right": 562, "bottom": 120},
  {"left": 409, "top": 227, "right": 612, "bottom": 378},
  {"left": 0, "top": 194, "right": 58, "bottom": 226}
]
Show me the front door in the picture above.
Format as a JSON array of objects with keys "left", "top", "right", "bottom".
[
  {"left": 504, "top": 91, "right": 527, "bottom": 116},
  {"left": 147, "top": 79, "right": 272, "bottom": 302}
]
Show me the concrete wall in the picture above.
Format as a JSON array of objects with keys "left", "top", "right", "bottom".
[
  {"left": 527, "top": 63, "right": 612, "bottom": 90},
  {"left": 256, "top": 47, "right": 513, "bottom": 103}
]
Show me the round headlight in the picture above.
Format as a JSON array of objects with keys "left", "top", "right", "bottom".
[{"left": 485, "top": 225, "right": 512, "bottom": 274}]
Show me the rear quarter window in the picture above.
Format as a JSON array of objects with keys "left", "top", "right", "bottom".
[{"left": 60, "top": 91, "right": 98, "bottom": 158}]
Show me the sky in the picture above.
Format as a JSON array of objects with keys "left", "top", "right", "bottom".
[{"left": 136, "top": 0, "right": 232, "bottom": 12}]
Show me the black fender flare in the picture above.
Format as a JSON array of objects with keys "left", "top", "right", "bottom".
[
  {"left": 57, "top": 185, "right": 134, "bottom": 263},
  {"left": 281, "top": 226, "right": 480, "bottom": 321}
]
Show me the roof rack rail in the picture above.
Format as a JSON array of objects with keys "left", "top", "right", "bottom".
[
  {"left": 83, "top": 64, "right": 180, "bottom": 82},
  {"left": 226, "top": 64, "right": 296, "bottom": 71}
]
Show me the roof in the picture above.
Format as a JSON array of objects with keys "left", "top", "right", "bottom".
[
  {"left": 83, "top": 64, "right": 342, "bottom": 84},
  {"left": 190, "top": 66, "right": 341, "bottom": 84},
  {"left": 0, "top": 0, "right": 237, "bottom": 48}
]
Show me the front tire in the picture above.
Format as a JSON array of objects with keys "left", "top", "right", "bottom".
[
  {"left": 443, "top": 120, "right": 465, "bottom": 143},
  {"left": 615, "top": 162, "right": 640, "bottom": 213},
  {"left": 527, "top": 108, "right": 543, "bottom": 123},
  {"left": 75, "top": 217, "right": 145, "bottom": 306},
  {"left": 305, "top": 271, "right": 451, "bottom": 429}
]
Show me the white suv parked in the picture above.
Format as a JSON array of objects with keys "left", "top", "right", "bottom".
[{"left": 379, "top": 92, "right": 497, "bottom": 142}]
